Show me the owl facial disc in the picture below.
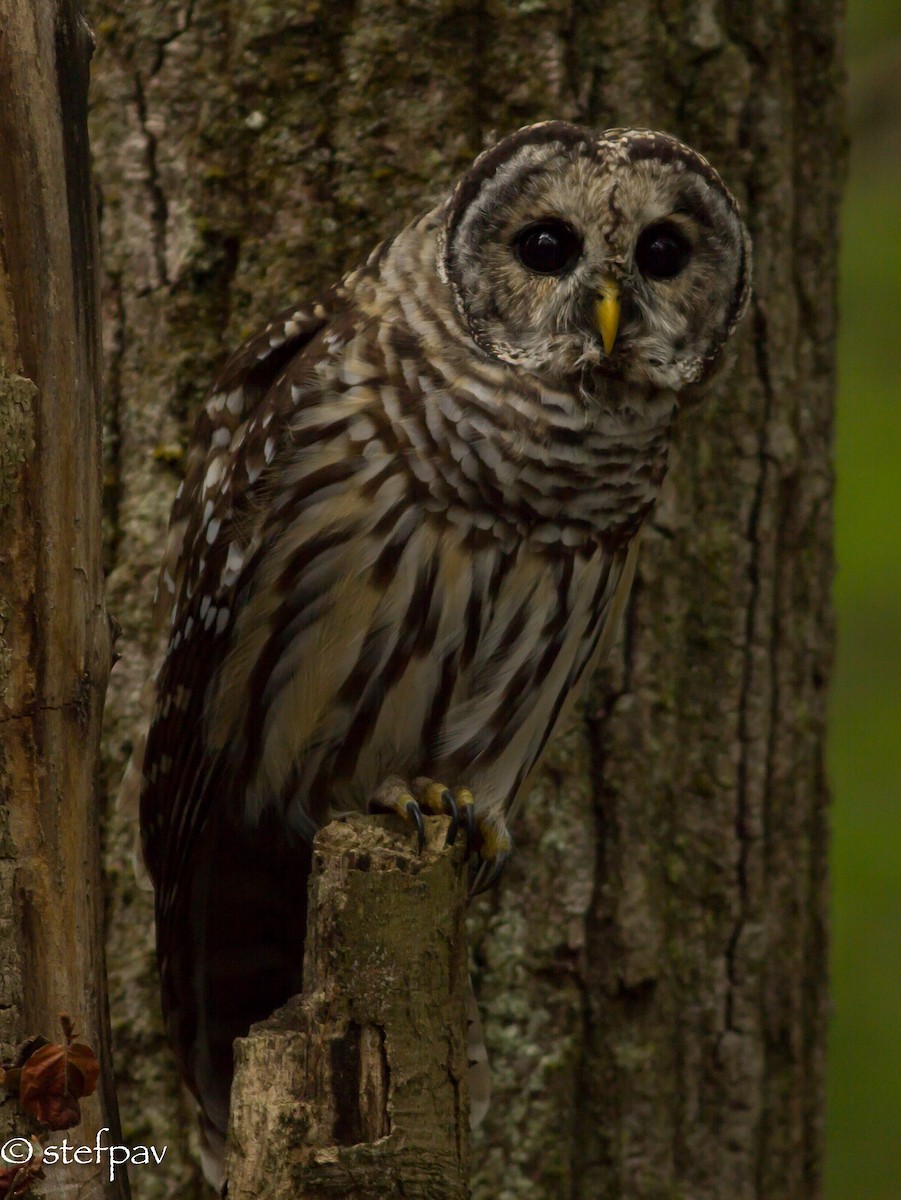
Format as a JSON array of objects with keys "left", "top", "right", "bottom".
[{"left": 442, "top": 121, "right": 751, "bottom": 394}]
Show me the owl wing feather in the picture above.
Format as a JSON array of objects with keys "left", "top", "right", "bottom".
[
  {"left": 120, "top": 305, "right": 334, "bottom": 887},
  {"left": 151, "top": 301, "right": 334, "bottom": 636},
  {"left": 139, "top": 299, "right": 335, "bottom": 911}
]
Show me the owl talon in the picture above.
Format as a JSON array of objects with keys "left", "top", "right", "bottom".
[
  {"left": 405, "top": 800, "right": 425, "bottom": 854},
  {"left": 470, "top": 819, "right": 511, "bottom": 897},
  {"left": 367, "top": 776, "right": 423, "bottom": 850},
  {"left": 409, "top": 777, "right": 466, "bottom": 848},
  {"left": 450, "top": 786, "right": 476, "bottom": 855},
  {"left": 440, "top": 790, "right": 460, "bottom": 846},
  {"left": 471, "top": 853, "right": 508, "bottom": 896}
]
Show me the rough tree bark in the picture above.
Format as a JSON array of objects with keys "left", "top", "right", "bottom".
[
  {"left": 87, "top": 3, "right": 843, "bottom": 1198},
  {"left": 0, "top": 3, "right": 124, "bottom": 1198},
  {"left": 225, "top": 815, "right": 470, "bottom": 1200}
]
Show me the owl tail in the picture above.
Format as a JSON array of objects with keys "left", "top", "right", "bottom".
[{"left": 198, "top": 1106, "right": 226, "bottom": 1193}]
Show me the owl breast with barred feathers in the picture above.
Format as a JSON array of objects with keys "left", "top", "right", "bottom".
[{"left": 134, "top": 120, "right": 750, "bottom": 1180}]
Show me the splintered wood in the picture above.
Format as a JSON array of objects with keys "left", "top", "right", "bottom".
[{"left": 225, "top": 813, "right": 470, "bottom": 1200}]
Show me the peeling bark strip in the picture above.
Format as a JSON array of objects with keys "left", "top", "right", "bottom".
[
  {"left": 225, "top": 815, "right": 470, "bottom": 1200},
  {"left": 0, "top": 3, "right": 121, "bottom": 1199},
  {"left": 90, "top": 2, "right": 842, "bottom": 1197}
]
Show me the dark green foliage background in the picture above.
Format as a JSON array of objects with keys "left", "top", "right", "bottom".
[{"left": 828, "top": 3, "right": 901, "bottom": 1197}]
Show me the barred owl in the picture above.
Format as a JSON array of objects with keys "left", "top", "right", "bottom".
[{"left": 133, "top": 121, "right": 751, "bottom": 1182}]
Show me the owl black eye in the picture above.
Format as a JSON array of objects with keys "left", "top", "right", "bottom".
[
  {"left": 514, "top": 220, "right": 583, "bottom": 276},
  {"left": 635, "top": 222, "right": 692, "bottom": 280}
]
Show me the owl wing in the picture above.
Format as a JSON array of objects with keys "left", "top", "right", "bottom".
[
  {"left": 151, "top": 302, "right": 335, "bottom": 638},
  {"left": 138, "top": 299, "right": 337, "bottom": 912}
]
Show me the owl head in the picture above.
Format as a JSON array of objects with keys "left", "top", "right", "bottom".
[{"left": 440, "top": 121, "right": 751, "bottom": 394}]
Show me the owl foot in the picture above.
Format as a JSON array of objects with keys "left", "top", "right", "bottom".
[
  {"left": 410, "top": 777, "right": 476, "bottom": 853},
  {"left": 469, "top": 817, "right": 511, "bottom": 897},
  {"left": 367, "top": 775, "right": 470, "bottom": 853},
  {"left": 367, "top": 775, "right": 509, "bottom": 893}
]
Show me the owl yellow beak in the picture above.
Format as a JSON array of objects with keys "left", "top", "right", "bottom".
[{"left": 595, "top": 280, "right": 621, "bottom": 356}]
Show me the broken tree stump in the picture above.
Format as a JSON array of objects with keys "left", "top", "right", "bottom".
[{"left": 225, "top": 812, "right": 471, "bottom": 1200}]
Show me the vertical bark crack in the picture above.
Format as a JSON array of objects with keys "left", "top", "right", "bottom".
[
  {"left": 724, "top": 301, "right": 773, "bottom": 1036},
  {"left": 103, "top": 272, "right": 126, "bottom": 573},
  {"left": 132, "top": 72, "right": 169, "bottom": 290}
]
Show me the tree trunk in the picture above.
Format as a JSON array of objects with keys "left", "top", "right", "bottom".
[
  {"left": 88, "top": 3, "right": 843, "bottom": 1198},
  {"left": 0, "top": 2, "right": 123, "bottom": 1197}
]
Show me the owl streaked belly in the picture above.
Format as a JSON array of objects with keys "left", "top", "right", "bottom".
[{"left": 234, "top": 522, "right": 636, "bottom": 843}]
